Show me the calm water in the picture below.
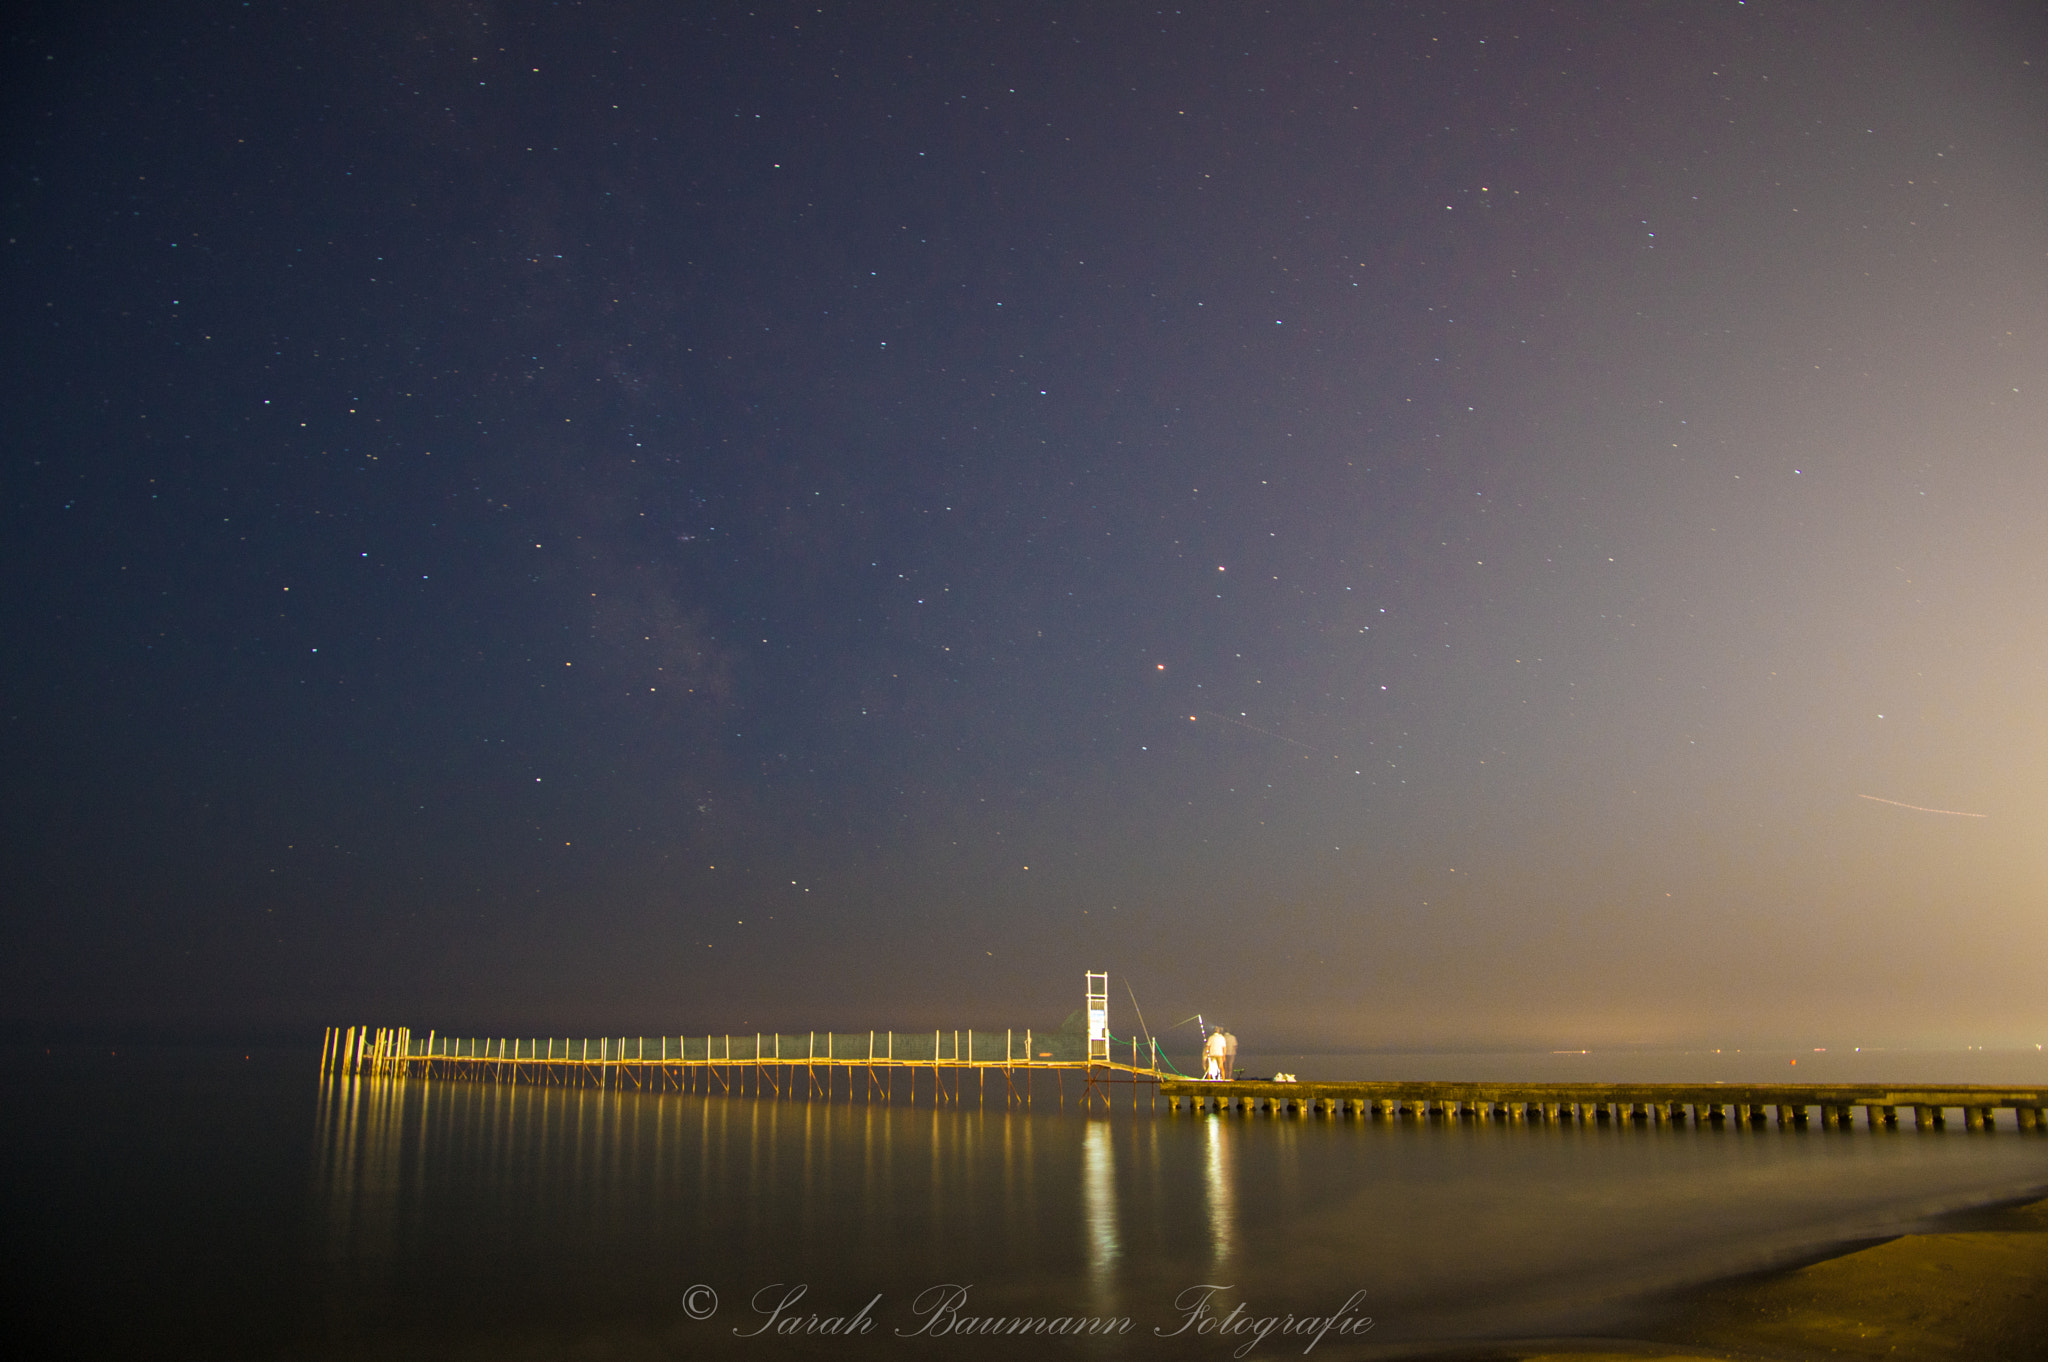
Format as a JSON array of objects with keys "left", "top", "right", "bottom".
[{"left": 7, "top": 1045, "right": 2047, "bottom": 1360}]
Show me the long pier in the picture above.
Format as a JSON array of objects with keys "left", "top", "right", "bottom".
[
  {"left": 320, "top": 1025, "right": 1164, "bottom": 1107},
  {"left": 1161, "top": 1078, "right": 2048, "bottom": 1131},
  {"left": 318, "top": 1029, "right": 2048, "bottom": 1130}
]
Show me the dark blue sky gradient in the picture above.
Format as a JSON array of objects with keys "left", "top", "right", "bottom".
[{"left": 6, "top": 3, "right": 2046, "bottom": 1050}]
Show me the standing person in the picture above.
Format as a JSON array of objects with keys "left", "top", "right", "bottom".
[{"left": 1204, "top": 1028, "right": 1230, "bottom": 1080}]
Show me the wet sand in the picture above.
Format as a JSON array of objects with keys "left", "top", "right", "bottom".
[{"left": 1500, "top": 1192, "right": 2048, "bottom": 1360}]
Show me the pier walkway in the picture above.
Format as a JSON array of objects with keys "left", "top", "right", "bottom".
[
  {"left": 1161, "top": 1078, "right": 2048, "bottom": 1130},
  {"left": 321, "top": 1028, "right": 2048, "bottom": 1129}
]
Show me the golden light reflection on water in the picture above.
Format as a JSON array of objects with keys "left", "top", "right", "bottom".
[
  {"left": 1203, "top": 1115, "right": 1235, "bottom": 1268},
  {"left": 1083, "top": 1120, "right": 1119, "bottom": 1307},
  {"left": 309, "top": 1073, "right": 2048, "bottom": 1356},
  {"left": 312, "top": 1074, "right": 1110, "bottom": 1308}
]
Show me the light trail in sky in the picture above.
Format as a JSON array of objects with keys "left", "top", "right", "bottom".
[
  {"left": 1195, "top": 711, "right": 1329, "bottom": 756},
  {"left": 1857, "top": 794, "right": 1987, "bottom": 818}
]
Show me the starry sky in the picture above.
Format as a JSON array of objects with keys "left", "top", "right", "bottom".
[{"left": 5, "top": 2, "right": 2046, "bottom": 1052}]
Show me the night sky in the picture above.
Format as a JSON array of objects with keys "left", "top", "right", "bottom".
[{"left": 5, "top": 3, "right": 2045, "bottom": 1053}]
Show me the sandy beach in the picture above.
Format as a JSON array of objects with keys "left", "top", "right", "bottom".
[{"left": 1499, "top": 1192, "right": 2048, "bottom": 1360}]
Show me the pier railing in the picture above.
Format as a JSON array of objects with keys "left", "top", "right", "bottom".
[{"left": 319, "top": 1025, "right": 1162, "bottom": 1107}]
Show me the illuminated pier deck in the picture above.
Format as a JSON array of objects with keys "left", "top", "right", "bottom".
[
  {"left": 320, "top": 1024, "right": 1163, "bottom": 1106},
  {"left": 321, "top": 1028, "right": 2047, "bottom": 1128}
]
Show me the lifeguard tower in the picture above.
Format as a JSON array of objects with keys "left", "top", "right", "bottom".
[{"left": 1085, "top": 970, "right": 1110, "bottom": 1062}]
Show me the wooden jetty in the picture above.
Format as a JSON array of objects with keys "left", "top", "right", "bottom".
[
  {"left": 319, "top": 1024, "right": 1164, "bottom": 1108},
  {"left": 1160, "top": 1078, "right": 2048, "bottom": 1131}
]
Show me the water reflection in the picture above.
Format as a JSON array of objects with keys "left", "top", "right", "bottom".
[
  {"left": 307, "top": 1073, "right": 2048, "bottom": 1357},
  {"left": 312, "top": 1072, "right": 411, "bottom": 1271},
  {"left": 1082, "top": 1120, "right": 1119, "bottom": 1302},
  {"left": 1203, "top": 1115, "right": 1235, "bottom": 1267}
]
